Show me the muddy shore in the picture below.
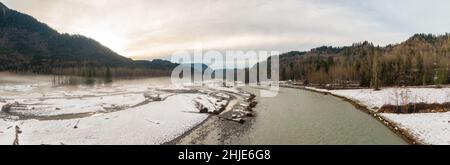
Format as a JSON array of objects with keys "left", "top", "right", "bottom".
[
  {"left": 166, "top": 115, "right": 253, "bottom": 145},
  {"left": 167, "top": 88, "right": 256, "bottom": 145}
]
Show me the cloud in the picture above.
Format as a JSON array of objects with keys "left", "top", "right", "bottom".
[{"left": 2, "top": 0, "right": 450, "bottom": 61}]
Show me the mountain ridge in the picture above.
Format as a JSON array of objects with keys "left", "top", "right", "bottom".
[{"left": 0, "top": 2, "right": 177, "bottom": 75}]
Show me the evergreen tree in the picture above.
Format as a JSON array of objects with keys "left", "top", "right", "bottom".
[
  {"left": 370, "top": 53, "right": 381, "bottom": 90},
  {"left": 105, "top": 67, "right": 113, "bottom": 83}
]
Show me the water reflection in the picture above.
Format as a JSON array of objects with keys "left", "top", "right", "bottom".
[
  {"left": 51, "top": 75, "right": 112, "bottom": 86},
  {"left": 0, "top": 72, "right": 172, "bottom": 90}
]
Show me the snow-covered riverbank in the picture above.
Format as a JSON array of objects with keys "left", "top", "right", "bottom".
[
  {"left": 1, "top": 94, "right": 210, "bottom": 145},
  {"left": 0, "top": 76, "right": 248, "bottom": 145},
  {"left": 304, "top": 86, "right": 450, "bottom": 145}
]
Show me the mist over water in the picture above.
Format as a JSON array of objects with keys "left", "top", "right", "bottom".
[{"left": 0, "top": 72, "right": 172, "bottom": 97}]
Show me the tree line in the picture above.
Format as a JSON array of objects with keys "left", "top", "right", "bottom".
[{"left": 278, "top": 34, "right": 450, "bottom": 89}]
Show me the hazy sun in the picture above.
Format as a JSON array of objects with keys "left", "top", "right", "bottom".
[{"left": 76, "top": 28, "right": 129, "bottom": 56}]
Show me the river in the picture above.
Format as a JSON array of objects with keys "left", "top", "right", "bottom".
[
  {"left": 1, "top": 73, "right": 408, "bottom": 145},
  {"left": 231, "top": 86, "right": 407, "bottom": 145}
]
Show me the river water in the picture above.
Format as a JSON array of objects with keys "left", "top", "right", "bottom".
[
  {"left": 235, "top": 86, "right": 407, "bottom": 145},
  {"left": 1, "top": 73, "right": 407, "bottom": 145}
]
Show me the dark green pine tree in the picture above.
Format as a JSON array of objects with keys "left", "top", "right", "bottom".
[{"left": 104, "top": 67, "right": 113, "bottom": 83}]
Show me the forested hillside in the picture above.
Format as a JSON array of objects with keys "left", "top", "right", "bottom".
[
  {"left": 0, "top": 2, "right": 176, "bottom": 77},
  {"left": 278, "top": 34, "right": 450, "bottom": 88}
]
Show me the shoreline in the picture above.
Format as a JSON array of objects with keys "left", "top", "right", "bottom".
[
  {"left": 281, "top": 85, "right": 421, "bottom": 145},
  {"left": 171, "top": 85, "right": 420, "bottom": 145},
  {"left": 167, "top": 87, "right": 256, "bottom": 145}
]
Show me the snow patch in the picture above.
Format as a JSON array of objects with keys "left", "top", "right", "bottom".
[
  {"left": 382, "top": 112, "right": 450, "bottom": 145},
  {"left": 307, "top": 87, "right": 450, "bottom": 111}
]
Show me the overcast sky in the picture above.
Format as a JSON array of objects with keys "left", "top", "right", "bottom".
[{"left": 3, "top": 0, "right": 450, "bottom": 61}]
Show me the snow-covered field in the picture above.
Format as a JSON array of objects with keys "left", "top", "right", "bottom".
[
  {"left": 0, "top": 75, "right": 242, "bottom": 145},
  {"left": 328, "top": 88, "right": 450, "bottom": 111},
  {"left": 306, "top": 86, "right": 450, "bottom": 145},
  {"left": 1, "top": 94, "right": 208, "bottom": 145}
]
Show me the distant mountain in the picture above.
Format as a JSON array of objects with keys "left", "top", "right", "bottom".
[
  {"left": 178, "top": 63, "right": 210, "bottom": 72},
  {"left": 0, "top": 2, "right": 176, "bottom": 75},
  {"left": 134, "top": 59, "right": 178, "bottom": 71}
]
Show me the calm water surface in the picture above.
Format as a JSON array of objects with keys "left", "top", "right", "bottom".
[{"left": 235, "top": 87, "right": 407, "bottom": 145}]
